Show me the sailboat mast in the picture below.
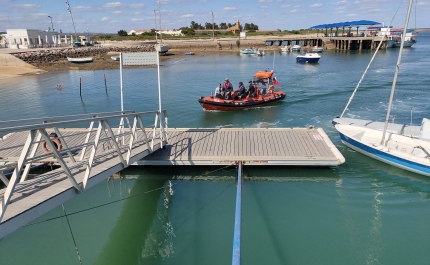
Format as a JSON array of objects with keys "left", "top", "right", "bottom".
[
  {"left": 380, "top": 0, "right": 414, "bottom": 145},
  {"left": 154, "top": 10, "right": 158, "bottom": 43},
  {"left": 158, "top": 0, "right": 162, "bottom": 43}
]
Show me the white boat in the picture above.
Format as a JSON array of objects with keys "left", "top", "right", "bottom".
[
  {"left": 296, "top": 52, "right": 321, "bottom": 63},
  {"left": 280, "top": 47, "right": 289, "bottom": 53},
  {"left": 67, "top": 57, "right": 93, "bottom": 63},
  {"left": 155, "top": 43, "right": 169, "bottom": 54},
  {"left": 240, "top": 48, "right": 255, "bottom": 54},
  {"left": 311, "top": 46, "right": 323, "bottom": 52},
  {"left": 333, "top": 0, "right": 430, "bottom": 176},
  {"left": 111, "top": 56, "right": 119, "bottom": 61},
  {"left": 291, "top": 45, "right": 301, "bottom": 51},
  {"left": 255, "top": 49, "right": 265, "bottom": 56}
]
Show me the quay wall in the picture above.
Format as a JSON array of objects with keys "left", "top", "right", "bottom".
[{"left": 12, "top": 45, "right": 156, "bottom": 64}]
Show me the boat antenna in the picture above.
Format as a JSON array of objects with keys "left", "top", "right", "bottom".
[
  {"left": 380, "top": 0, "right": 414, "bottom": 145},
  {"left": 272, "top": 50, "right": 275, "bottom": 70},
  {"left": 339, "top": 2, "right": 403, "bottom": 118}
]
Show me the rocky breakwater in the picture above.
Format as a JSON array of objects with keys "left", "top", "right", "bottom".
[{"left": 12, "top": 45, "right": 157, "bottom": 71}]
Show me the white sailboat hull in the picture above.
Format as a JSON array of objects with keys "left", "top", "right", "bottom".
[
  {"left": 335, "top": 124, "right": 430, "bottom": 177},
  {"left": 67, "top": 57, "right": 93, "bottom": 63}
]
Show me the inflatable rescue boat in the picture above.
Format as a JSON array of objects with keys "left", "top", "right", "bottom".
[{"left": 198, "top": 70, "right": 286, "bottom": 111}]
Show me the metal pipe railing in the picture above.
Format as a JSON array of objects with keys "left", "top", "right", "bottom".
[{"left": 232, "top": 162, "right": 242, "bottom": 265}]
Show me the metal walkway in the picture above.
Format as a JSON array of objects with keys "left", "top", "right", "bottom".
[
  {"left": 0, "top": 110, "right": 168, "bottom": 238},
  {"left": 0, "top": 113, "right": 345, "bottom": 239}
]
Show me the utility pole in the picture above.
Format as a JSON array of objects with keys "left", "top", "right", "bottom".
[{"left": 212, "top": 12, "right": 214, "bottom": 40}]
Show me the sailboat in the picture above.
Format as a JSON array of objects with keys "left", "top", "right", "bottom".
[
  {"left": 332, "top": 0, "right": 430, "bottom": 177},
  {"left": 154, "top": 1, "right": 169, "bottom": 55}
]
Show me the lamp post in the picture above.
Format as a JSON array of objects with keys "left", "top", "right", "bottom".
[
  {"left": 48, "top": 16, "right": 54, "bottom": 32},
  {"left": 65, "top": 0, "right": 78, "bottom": 42}
]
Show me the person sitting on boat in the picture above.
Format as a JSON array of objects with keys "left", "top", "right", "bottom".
[
  {"left": 222, "top": 78, "right": 233, "bottom": 99},
  {"left": 247, "top": 81, "right": 256, "bottom": 97},
  {"left": 236, "top": 81, "right": 246, "bottom": 99},
  {"left": 215, "top": 83, "right": 222, "bottom": 98}
]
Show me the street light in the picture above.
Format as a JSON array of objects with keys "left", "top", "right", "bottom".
[
  {"left": 48, "top": 16, "right": 54, "bottom": 32},
  {"left": 65, "top": 0, "right": 78, "bottom": 42}
]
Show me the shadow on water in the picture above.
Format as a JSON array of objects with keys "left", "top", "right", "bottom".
[{"left": 92, "top": 173, "right": 169, "bottom": 265}]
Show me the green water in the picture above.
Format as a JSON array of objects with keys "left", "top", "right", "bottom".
[{"left": 1, "top": 33, "right": 430, "bottom": 264}]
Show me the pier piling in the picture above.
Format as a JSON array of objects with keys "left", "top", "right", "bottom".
[
  {"left": 104, "top": 74, "right": 107, "bottom": 92},
  {"left": 79, "top": 77, "right": 82, "bottom": 97}
]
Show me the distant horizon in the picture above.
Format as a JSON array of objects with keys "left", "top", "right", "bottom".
[{"left": 1, "top": 0, "right": 429, "bottom": 33}]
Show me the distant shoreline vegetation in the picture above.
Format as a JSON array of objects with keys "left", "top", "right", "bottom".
[{"left": 93, "top": 21, "right": 325, "bottom": 42}]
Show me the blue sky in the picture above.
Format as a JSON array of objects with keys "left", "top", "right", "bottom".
[{"left": 1, "top": 0, "right": 429, "bottom": 33}]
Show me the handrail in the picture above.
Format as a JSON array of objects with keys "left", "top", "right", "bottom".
[
  {"left": 0, "top": 110, "right": 136, "bottom": 127},
  {"left": 0, "top": 110, "right": 163, "bottom": 134},
  {"left": 0, "top": 110, "right": 168, "bottom": 223}
]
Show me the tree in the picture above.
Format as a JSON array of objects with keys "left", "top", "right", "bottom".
[
  {"left": 219, "top": 22, "right": 227, "bottom": 29},
  {"left": 205, "top": 22, "right": 212, "bottom": 29},
  {"left": 117, "top": 29, "right": 128, "bottom": 36}
]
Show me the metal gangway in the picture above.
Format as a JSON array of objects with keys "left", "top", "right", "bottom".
[{"left": 0, "top": 110, "right": 168, "bottom": 238}]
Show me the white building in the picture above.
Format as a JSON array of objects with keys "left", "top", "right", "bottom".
[
  {"left": 157, "top": 30, "right": 184, "bottom": 36},
  {"left": 128, "top": 29, "right": 184, "bottom": 36},
  {"left": 5, "top": 29, "right": 70, "bottom": 49}
]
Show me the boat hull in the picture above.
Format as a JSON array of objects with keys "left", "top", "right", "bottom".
[
  {"left": 338, "top": 131, "right": 430, "bottom": 177},
  {"left": 198, "top": 92, "right": 285, "bottom": 111},
  {"left": 393, "top": 40, "right": 416, "bottom": 47},
  {"left": 296, "top": 57, "right": 320, "bottom": 63},
  {"left": 67, "top": 57, "right": 93, "bottom": 63}
]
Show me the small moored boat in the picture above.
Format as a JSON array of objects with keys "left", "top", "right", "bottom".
[
  {"left": 67, "top": 57, "right": 93, "bottom": 63},
  {"left": 291, "top": 45, "right": 301, "bottom": 51},
  {"left": 111, "top": 56, "right": 119, "bottom": 61},
  {"left": 296, "top": 52, "right": 321, "bottom": 63},
  {"left": 240, "top": 48, "right": 255, "bottom": 54},
  {"left": 311, "top": 46, "right": 323, "bottom": 52},
  {"left": 185, "top": 52, "right": 195, "bottom": 55}
]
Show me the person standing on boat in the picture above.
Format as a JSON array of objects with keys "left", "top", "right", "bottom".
[
  {"left": 236, "top": 81, "right": 246, "bottom": 99},
  {"left": 222, "top": 78, "right": 233, "bottom": 99},
  {"left": 247, "top": 81, "right": 256, "bottom": 97},
  {"left": 215, "top": 83, "right": 222, "bottom": 98}
]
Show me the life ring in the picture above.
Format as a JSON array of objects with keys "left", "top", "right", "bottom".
[
  {"left": 56, "top": 84, "right": 62, "bottom": 90},
  {"left": 42, "top": 133, "right": 62, "bottom": 154}
]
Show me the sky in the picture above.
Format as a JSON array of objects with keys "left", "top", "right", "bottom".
[{"left": 1, "top": 0, "right": 429, "bottom": 34}]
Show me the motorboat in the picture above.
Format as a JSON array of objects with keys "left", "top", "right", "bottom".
[
  {"left": 296, "top": 52, "right": 321, "bottom": 63},
  {"left": 198, "top": 70, "right": 285, "bottom": 111},
  {"left": 67, "top": 57, "right": 93, "bottom": 63},
  {"left": 291, "top": 45, "right": 301, "bottom": 51},
  {"left": 111, "top": 56, "right": 120, "bottom": 61},
  {"left": 280, "top": 47, "right": 289, "bottom": 53},
  {"left": 311, "top": 46, "right": 323, "bottom": 52},
  {"left": 185, "top": 52, "right": 195, "bottom": 55},
  {"left": 240, "top": 48, "right": 255, "bottom": 54}
]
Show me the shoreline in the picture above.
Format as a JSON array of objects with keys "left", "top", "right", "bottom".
[{"left": 0, "top": 47, "right": 276, "bottom": 79}]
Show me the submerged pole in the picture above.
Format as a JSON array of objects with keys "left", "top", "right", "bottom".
[
  {"left": 79, "top": 77, "right": 82, "bottom": 97},
  {"left": 232, "top": 162, "right": 242, "bottom": 265},
  {"left": 104, "top": 74, "right": 107, "bottom": 92}
]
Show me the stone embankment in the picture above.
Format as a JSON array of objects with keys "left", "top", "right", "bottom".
[{"left": 13, "top": 45, "right": 156, "bottom": 65}]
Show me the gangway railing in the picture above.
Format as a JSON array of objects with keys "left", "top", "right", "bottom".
[{"left": 0, "top": 110, "right": 168, "bottom": 222}]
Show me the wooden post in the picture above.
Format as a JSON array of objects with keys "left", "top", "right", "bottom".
[
  {"left": 79, "top": 77, "right": 82, "bottom": 97},
  {"left": 104, "top": 74, "right": 107, "bottom": 92}
]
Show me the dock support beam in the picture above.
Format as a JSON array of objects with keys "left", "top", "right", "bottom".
[{"left": 232, "top": 162, "right": 242, "bottom": 265}]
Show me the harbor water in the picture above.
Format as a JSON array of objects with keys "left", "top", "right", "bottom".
[{"left": 1, "top": 32, "right": 430, "bottom": 264}]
